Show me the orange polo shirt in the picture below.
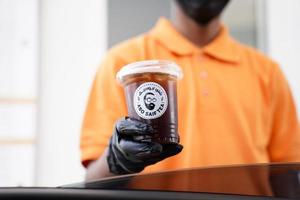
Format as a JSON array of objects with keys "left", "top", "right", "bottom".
[{"left": 80, "top": 18, "right": 300, "bottom": 173}]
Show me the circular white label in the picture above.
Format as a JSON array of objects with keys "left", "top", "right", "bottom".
[{"left": 133, "top": 82, "right": 168, "bottom": 119}]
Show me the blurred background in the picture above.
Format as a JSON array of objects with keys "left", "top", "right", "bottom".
[{"left": 0, "top": 0, "right": 299, "bottom": 187}]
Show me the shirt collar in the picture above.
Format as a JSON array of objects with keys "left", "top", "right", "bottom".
[{"left": 150, "top": 18, "right": 240, "bottom": 63}]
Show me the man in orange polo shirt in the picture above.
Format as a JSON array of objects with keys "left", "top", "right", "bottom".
[{"left": 81, "top": 0, "right": 300, "bottom": 180}]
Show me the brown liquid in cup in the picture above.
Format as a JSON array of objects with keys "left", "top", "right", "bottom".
[{"left": 123, "top": 72, "right": 179, "bottom": 144}]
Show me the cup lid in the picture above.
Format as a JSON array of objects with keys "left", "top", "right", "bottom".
[{"left": 116, "top": 60, "right": 183, "bottom": 84}]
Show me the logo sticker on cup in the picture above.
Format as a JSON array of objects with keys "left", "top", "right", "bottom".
[{"left": 133, "top": 82, "right": 168, "bottom": 119}]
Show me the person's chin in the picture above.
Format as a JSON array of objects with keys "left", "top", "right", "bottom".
[{"left": 146, "top": 104, "right": 155, "bottom": 110}]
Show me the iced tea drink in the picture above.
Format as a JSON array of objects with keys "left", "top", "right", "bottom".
[{"left": 116, "top": 60, "right": 182, "bottom": 144}]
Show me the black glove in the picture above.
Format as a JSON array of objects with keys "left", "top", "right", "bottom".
[{"left": 107, "top": 117, "right": 183, "bottom": 175}]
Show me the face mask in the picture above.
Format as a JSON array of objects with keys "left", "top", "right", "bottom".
[{"left": 176, "top": 0, "right": 230, "bottom": 26}]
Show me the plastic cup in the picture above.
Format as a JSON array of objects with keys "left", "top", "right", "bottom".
[{"left": 116, "top": 60, "right": 183, "bottom": 144}]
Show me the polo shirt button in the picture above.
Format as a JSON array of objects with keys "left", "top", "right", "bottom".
[
  {"left": 202, "top": 89, "right": 209, "bottom": 96},
  {"left": 197, "top": 54, "right": 204, "bottom": 62},
  {"left": 200, "top": 70, "right": 208, "bottom": 79}
]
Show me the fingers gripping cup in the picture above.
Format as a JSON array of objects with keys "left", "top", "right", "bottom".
[{"left": 116, "top": 60, "right": 183, "bottom": 144}]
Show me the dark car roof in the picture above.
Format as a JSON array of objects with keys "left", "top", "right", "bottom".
[{"left": 62, "top": 162, "right": 300, "bottom": 199}]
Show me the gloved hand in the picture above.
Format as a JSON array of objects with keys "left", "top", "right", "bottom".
[{"left": 107, "top": 117, "right": 183, "bottom": 175}]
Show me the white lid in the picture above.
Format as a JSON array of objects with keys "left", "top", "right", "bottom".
[{"left": 116, "top": 60, "right": 183, "bottom": 84}]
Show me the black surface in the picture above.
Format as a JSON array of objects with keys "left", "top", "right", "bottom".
[
  {"left": 63, "top": 163, "right": 300, "bottom": 199},
  {"left": 1, "top": 163, "right": 299, "bottom": 200},
  {"left": 0, "top": 188, "right": 290, "bottom": 200}
]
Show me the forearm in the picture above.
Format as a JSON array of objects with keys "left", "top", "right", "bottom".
[
  {"left": 85, "top": 148, "right": 114, "bottom": 181},
  {"left": 84, "top": 118, "right": 183, "bottom": 181}
]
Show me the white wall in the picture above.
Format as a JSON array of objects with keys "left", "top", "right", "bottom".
[
  {"left": 36, "top": 0, "right": 107, "bottom": 186},
  {"left": 0, "top": 0, "right": 38, "bottom": 186},
  {"left": 265, "top": 0, "right": 300, "bottom": 113}
]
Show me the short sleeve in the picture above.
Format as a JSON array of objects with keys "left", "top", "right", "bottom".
[
  {"left": 80, "top": 52, "right": 128, "bottom": 167},
  {"left": 268, "top": 64, "right": 300, "bottom": 162}
]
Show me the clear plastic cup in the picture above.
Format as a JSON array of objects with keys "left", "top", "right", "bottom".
[{"left": 116, "top": 60, "right": 183, "bottom": 144}]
